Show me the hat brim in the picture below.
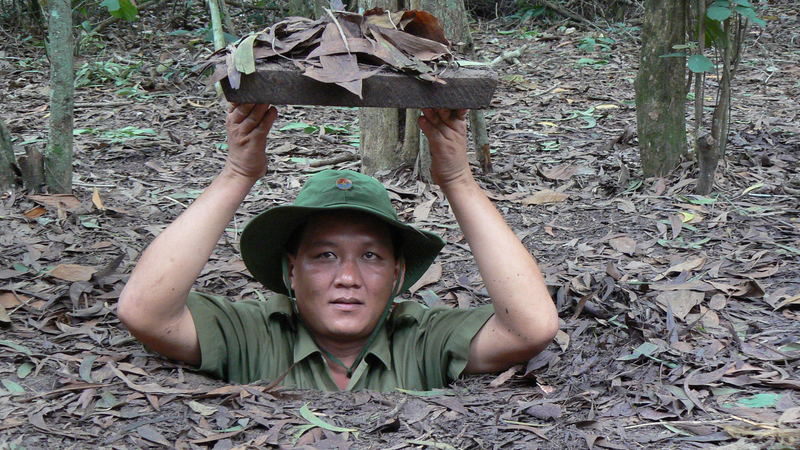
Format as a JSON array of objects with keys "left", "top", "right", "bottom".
[{"left": 240, "top": 204, "right": 445, "bottom": 295}]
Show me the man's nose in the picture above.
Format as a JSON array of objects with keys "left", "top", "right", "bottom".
[{"left": 334, "top": 257, "right": 363, "bottom": 288}]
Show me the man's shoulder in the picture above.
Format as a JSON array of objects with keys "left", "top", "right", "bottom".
[
  {"left": 389, "top": 300, "right": 493, "bottom": 327},
  {"left": 187, "top": 291, "right": 294, "bottom": 319}
]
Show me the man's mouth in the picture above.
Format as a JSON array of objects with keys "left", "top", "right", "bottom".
[{"left": 330, "top": 298, "right": 363, "bottom": 310}]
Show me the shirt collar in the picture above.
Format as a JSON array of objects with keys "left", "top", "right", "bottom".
[
  {"left": 291, "top": 314, "right": 394, "bottom": 372},
  {"left": 268, "top": 293, "right": 395, "bottom": 370}
]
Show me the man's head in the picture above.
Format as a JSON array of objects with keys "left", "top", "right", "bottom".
[
  {"left": 240, "top": 169, "right": 445, "bottom": 297},
  {"left": 286, "top": 210, "right": 403, "bottom": 341}
]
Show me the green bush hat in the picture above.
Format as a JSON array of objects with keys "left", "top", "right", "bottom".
[{"left": 240, "top": 169, "right": 445, "bottom": 296}]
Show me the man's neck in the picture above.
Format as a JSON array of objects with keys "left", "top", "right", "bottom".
[
  {"left": 314, "top": 336, "right": 367, "bottom": 390},
  {"left": 314, "top": 335, "right": 366, "bottom": 369}
]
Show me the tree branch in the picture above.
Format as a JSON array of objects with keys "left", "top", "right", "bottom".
[{"left": 224, "top": 0, "right": 281, "bottom": 10}]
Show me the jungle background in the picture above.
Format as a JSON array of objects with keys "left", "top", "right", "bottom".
[{"left": 0, "top": 0, "right": 799, "bottom": 448}]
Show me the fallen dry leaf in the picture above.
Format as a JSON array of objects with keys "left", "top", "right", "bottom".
[
  {"left": 489, "top": 364, "right": 522, "bottom": 388},
  {"left": 0, "top": 292, "right": 24, "bottom": 308},
  {"left": 22, "top": 206, "right": 47, "bottom": 219},
  {"left": 49, "top": 264, "right": 96, "bottom": 282},
  {"left": 408, "top": 262, "right": 442, "bottom": 294},
  {"left": 655, "top": 290, "right": 704, "bottom": 321},
  {"left": 653, "top": 257, "right": 706, "bottom": 281},
  {"left": 779, "top": 407, "right": 800, "bottom": 424},
  {"left": 554, "top": 329, "right": 570, "bottom": 352},
  {"left": 525, "top": 403, "right": 562, "bottom": 420},
  {"left": 28, "top": 194, "right": 81, "bottom": 211},
  {"left": 0, "top": 305, "right": 10, "bottom": 326},
  {"left": 520, "top": 190, "right": 569, "bottom": 205},
  {"left": 608, "top": 236, "right": 636, "bottom": 255},
  {"left": 540, "top": 164, "right": 578, "bottom": 180},
  {"left": 91, "top": 188, "right": 105, "bottom": 211}
]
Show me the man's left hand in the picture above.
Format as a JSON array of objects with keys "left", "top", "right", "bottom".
[{"left": 418, "top": 108, "right": 471, "bottom": 187}]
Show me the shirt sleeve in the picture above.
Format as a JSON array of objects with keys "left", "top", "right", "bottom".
[
  {"left": 185, "top": 291, "right": 290, "bottom": 384},
  {"left": 411, "top": 304, "right": 495, "bottom": 388}
]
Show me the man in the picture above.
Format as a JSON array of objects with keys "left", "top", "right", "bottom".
[{"left": 118, "top": 104, "right": 558, "bottom": 391}]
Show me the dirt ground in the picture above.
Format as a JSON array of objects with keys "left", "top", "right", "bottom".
[{"left": 1, "top": 3, "right": 799, "bottom": 449}]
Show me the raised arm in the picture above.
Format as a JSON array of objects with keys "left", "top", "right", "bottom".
[
  {"left": 117, "top": 103, "right": 278, "bottom": 365},
  {"left": 418, "top": 108, "right": 559, "bottom": 374}
]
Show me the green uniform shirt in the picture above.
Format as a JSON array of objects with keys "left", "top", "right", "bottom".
[{"left": 186, "top": 292, "right": 494, "bottom": 391}]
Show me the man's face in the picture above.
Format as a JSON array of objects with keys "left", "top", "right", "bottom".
[{"left": 287, "top": 211, "right": 401, "bottom": 343}]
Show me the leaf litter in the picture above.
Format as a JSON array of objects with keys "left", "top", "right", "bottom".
[
  {"left": 1, "top": 3, "right": 799, "bottom": 449},
  {"left": 202, "top": 8, "right": 455, "bottom": 97}
]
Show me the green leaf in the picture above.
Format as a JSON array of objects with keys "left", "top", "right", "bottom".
[
  {"left": 233, "top": 34, "right": 258, "bottom": 75},
  {"left": 79, "top": 355, "right": 96, "bottom": 383},
  {"left": 0, "top": 340, "right": 32, "bottom": 356},
  {"left": 215, "top": 418, "right": 249, "bottom": 433},
  {"left": 779, "top": 342, "right": 800, "bottom": 352},
  {"left": 455, "top": 59, "right": 489, "bottom": 67},
  {"left": 576, "top": 57, "right": 607, "bottom": 66},
  {"left": 299, "top": 403, "right": 358, "bottom": 433},
  {"left": 732, "top": 0, "right": 753, "bottom": 6},
  {"left": 280, "top": 122, "right": 317, "bottom": 133},
  {"left": 775, "top": 243, "right": 800, "bottom": 255},
  {"left": 97, "top": 391, "right": 120, "bottom": 409},
  {"left": 291, "top": 424, "right": 317, "bottom": 444},
  {"left": 80, "top": 217, "right": 100, "bottom": 229},
  {"left": 683, "top": 195, "right": 718, "bottom": 205},
  {"left": 736, "top": 6, "right": 757, "bottom": 20},
  {"left": 406, "top": 440, "right": 457, "bottom": 450},
  {"left": 617, "top": 341, "right": 660, "bottom": 361},
  {"left": 17, "top": 362, "right": 34, "bottom": 379},
  {"left": 736, "top": 6, "right": 766, "bottom": 26},
  {"left": 707, "top": 5, "right": 732, "bottom": 21},
  {"left": 2, "top": 379, "right": 25, "bottom": 394},
  {"left": 735, "top": 393, "right": 780, "bottom": 408},
  {"left": 688, "top": 54, "right": 715, "bottom": 73},
  {"left": 100, "top": 0, "right": 138, "bottom": 21}
]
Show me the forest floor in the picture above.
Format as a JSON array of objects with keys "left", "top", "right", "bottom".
[{"left": 1, "top": 3, "right": 799, "bottom": 449}]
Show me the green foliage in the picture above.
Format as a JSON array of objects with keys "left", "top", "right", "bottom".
[
  {"left": 73, "top": 126, "right": 155, "bottom": 143},
  {"left": 688, "top": 54, "right": 714, "bottom": 73},
  {"left": 577, "top": 36, "right": 616, "bottom": 53},
  {"left": 507, "top": 2, "right": 547, "bottom": 23},
  {"left": 706, "top": 0, "right": 766, "bottom": 27},
  {"left": 100, "top": 0, "right": 139, "bottom": 22},
  {"left": 279, "top": 122, "right": 358, "bottom": 145},
  {"left": 74, "top": 60, "right": 140, "bottom": 88}
]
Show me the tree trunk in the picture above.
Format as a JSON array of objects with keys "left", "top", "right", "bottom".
[
  {"left": 44, "top": 0, "right": 74, "bottom": 194},
  {"left": 635, "top": 0, "right": 686, "bottom": 177},
  {"left": 360, "top": 108, "right": 401, "bottom": 174},
  {"left": 358, "top": 0, "right": 401, "bottom": 176},
  {"left": 358, "top": 0, "right": 480, "bottom": 180},
  {"left": 0, "top": 120, "right": 16, "bottom": 192},
  {"left": 208, "top": 0, "right": 226, "bottom": 51}
]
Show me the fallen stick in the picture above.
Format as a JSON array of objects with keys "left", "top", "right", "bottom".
[
  {"left": 309, "top": 152, "right": 359, "bottom": 167},
  {"left": 490, "top": 44, "right": 529, "bottom": 66}
]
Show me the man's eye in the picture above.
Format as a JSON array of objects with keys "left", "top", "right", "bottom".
[
  {"left": 317, "top": 251, "right": 336, "bottom": 259},
  {"left": 363, "top": 251, "right": 379, "bottom": 260}
]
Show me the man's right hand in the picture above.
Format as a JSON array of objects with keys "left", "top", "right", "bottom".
[{"left": 225, "top": 103, "right": 278, "bottom": 180}]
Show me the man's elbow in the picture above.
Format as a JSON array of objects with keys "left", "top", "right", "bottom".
[
  {"left": 520, "top": 311, "right": 560, "bottom": 356},
  {"left": 117, "top": 286, "right": 139, "bottom": 331},
  {"left": 117, "top": 284, "right": 153, "bottom": 336}
]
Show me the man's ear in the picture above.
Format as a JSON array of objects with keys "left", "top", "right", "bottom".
[
  {"left": 286, "top": 253, "right": 296, "bottom": 290},
  {"left": 393, "top": 255, "right": 406, "bottom": 294}
]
